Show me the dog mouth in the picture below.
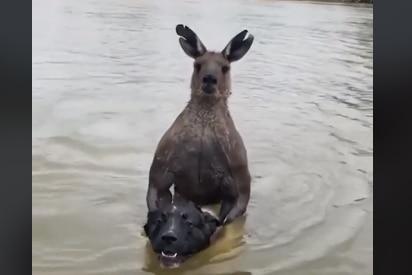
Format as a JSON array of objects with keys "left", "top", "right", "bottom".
[
  {"left": 161, "top": 251, "right": 177, "bottom": 258},
  {"left": 158, "top": 251, "right": 189, "bottom": 268},
  {"left": 158, "top": 251, "right": 181, "bottom": 268}
]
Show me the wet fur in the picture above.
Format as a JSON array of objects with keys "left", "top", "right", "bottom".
[{"left": 143, "top": 199, "right": 220, "bottom": 268}]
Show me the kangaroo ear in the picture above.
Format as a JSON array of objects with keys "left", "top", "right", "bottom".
[
  {"left": 176, "top": 24, "right": 207, "bottom": 58},
  {"left": 222, "top": 29, "right": 254, "bottom": 62}
]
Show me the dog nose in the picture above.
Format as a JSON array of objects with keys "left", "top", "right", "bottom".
[
  {"left": 202, "top": 74, "right": 217, "bottom": 85},
  {"left": 161, "top": 232, "right": 178, "bottom": 243}
]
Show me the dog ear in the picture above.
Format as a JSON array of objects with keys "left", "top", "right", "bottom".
[
  {"left": 202, "top": 211, "right": 221, "bottom": 234},
  {"left": 143, "top": 223, "right": 149, "bottom": 237},
  {"left": 143, "top": 210, "right": 159, "bottom": 237}
]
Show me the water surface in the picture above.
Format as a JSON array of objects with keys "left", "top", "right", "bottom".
[{"left": 32, "top": 0, "right": 373, "bottom": 274}]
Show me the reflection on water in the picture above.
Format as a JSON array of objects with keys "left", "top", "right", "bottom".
[{"left": 32, "top": 0, "right": 373, "bottom": 274}]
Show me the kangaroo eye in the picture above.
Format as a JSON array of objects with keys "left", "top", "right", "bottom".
[
  {"left": 222, "top": 65, "right": 230, "bottom": 73},
  {"left": 194, "top": 63, "right": 201, "bottom": 72}
]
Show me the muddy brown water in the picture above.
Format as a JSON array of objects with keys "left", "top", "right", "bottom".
[{"left": 32, "top": 0, "right": 373, "bottom": 274}]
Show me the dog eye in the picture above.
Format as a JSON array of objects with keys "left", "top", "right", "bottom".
[
  {"left": 186, "top": 221, "right": 193, "bottom": 227},
  {"left": 181, "top": 213, "right": 188, "bottom": 219},
  {"left": 155, "top": 219, "right": 162, "bottom": 225}
]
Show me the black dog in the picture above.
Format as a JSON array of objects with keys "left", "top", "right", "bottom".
[{"left": 143, "top": 199, "right": 220, "bottom": 268}]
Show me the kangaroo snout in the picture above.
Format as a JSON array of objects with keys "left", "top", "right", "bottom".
[
  {"left": 202, "top": 74, "right": 217, "bottom": 85},
  {"left": 202, "top": 74, "right": 217, "bottom": 94}
]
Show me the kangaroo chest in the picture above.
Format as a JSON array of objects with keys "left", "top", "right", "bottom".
[{"left": 171, "top": 112, "right": 233, "bottom": 202}]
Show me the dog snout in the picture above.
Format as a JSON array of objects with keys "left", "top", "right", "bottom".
[{"left": 161, "top": 231, "right": 178, "bottom": 243}]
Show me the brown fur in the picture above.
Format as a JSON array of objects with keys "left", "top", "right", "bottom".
[{"left": 146, "top": 25, "right": 254, "bottom": 224}]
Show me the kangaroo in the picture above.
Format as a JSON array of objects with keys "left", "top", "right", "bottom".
[{"left": 146, "top": 24, "right": 254, "bottom": 225}]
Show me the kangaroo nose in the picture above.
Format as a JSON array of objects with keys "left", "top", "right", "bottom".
[
  {"left": 161, "top": 232, "right": 178, "bottom": 243},
  {"left": 202, "top": 74, "right": 217, "bottom": 85}
]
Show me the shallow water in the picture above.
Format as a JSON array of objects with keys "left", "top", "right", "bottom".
[{"left": 32, "top": 0, "right": 373, "bottom": 274}]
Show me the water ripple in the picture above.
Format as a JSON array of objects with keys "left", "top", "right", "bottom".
[{"left": 33, "top": 0, "right": 373, "bottom": 274}]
